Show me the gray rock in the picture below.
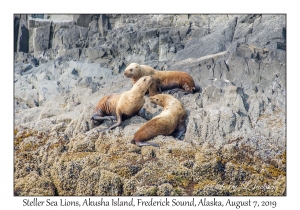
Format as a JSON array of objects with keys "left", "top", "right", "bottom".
[
  {"left": 33, "top": 25, "right": 51, "bottom": 52},
  {"left": 247, "top": 15, "right": 286, "bottom": 50},
  {"left": 17, "top": 17, "right": 29, "bottom": 53},
  {"left": 174, "top": 17, "right": 237, "bottom": 61},
  {"left": 14, "top": 15, "right": 21, "bottom": 52},
  {"left": 52, "top": 24, "right": 87, "bottom": 51},
  {"left": 232, "top": 14, "right": 259, "bottom": 42},
  {"left": 28, "top": 19, "right": 52, "bottom": 53},
  {"left": 86, "top": 47, "right": 107, "bottom": 61},
  {"left": 57, "top": 48, "right": 80, "bottom": 60},
  {"left": 98, "top": 14, "right": 109, "bottom": 37},
  {"left": 141, "top": 28, "right": 158, "bottom": 43},
  {"left": 74, "top": 14, "right": 93, "bottom": 28}
]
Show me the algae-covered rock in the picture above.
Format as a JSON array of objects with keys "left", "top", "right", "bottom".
[
  {"left": 97, "top": 170, "right": 124, "bottom": 196},
  {"left": 14, "top": 172, "right": 56, "bottom": 196}
]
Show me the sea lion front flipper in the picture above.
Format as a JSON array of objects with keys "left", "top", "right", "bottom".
[
  {"left": 97, "top": 111, "right": 122, "bottom": 133},
  {"left": 106, "top": 111, "right": 122, "bottom": 131}
]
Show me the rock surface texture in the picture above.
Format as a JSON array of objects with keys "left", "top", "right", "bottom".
[{"left": 14, "top": 14, "right": 286, "bottom": 196}]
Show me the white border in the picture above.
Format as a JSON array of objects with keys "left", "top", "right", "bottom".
[{"left": 2, "top": 1, "right": 297, "bottom": 209}]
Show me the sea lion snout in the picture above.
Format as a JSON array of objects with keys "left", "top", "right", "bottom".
[
  {"left": 149, "top": 95, "right": 161, "bottom": 105},
  {"left": 124, "top": 71, "right": 132, "bottom": 78},
  {"left": 124, "top": 63, "right": 139, "bottom": 78},
  {"left": 138, "top": 76, "right": 153, "bottom": 85},
  {"left": 149, "top": 96, "right": 156, "bottom": 103},
  {"left": 144, "top": 76, "right": 153, "bottom": 85}
]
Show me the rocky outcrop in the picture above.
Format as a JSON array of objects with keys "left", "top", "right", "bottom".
[{"left": 14, "top": 14, "right": 286, "bottom": 196}]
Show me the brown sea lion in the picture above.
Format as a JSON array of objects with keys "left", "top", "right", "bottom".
[
  {"left": 131, "top": 94, "right": 186, "bottom": 147},
  {"left": 124, "top": 63, "right": 200, "bottom": 96},
  {"left": 91, "top": 76, "right": 153, "bottom": 132}
]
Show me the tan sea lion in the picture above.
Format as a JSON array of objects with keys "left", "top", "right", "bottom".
[
  {"left": 124, "top": 63, "right": 200, "bottom": 96},
  {"left": 131, "top": 94, "right": 186, "bottom": 147},
  {"left": 91, "top": 76, "right": 153, "bottom": 132}
]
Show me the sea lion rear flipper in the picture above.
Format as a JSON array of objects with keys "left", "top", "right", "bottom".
[
  {"left": 168, "top": 88, "right": 193, "bottom": 95},
  {"left": 138, "top": 108, "right": 146, "bottom": 119},
  {"left": 92, "top": 114, "right": 116, "bottom": 122},
  {"left": 193, "top": 85, "right": 200, "bottom": 93},
  {"left": 135, "top": 141, "right": 160, "bottom": 147},
  {"left": 173, "top": 117, "right": 186, "bottom": 139},
  {"left": 173, "top": 130, "right": 185, "bottom": 139},
  {"left": 167, "top": 88, "right": 181, "bottom": 94}
]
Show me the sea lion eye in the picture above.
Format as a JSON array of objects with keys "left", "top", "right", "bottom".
[
  {"left": 156, "top": 99, "right": 158, "bottom": 101},
  {"left": 144, "top": 78, "right": 146, "bottom": 81},
  {"left": 130, "top": 69, "right": 133, "bottom": 72},
  {"left": 135, "top": 66, "right": 137, "bottom": 68}
]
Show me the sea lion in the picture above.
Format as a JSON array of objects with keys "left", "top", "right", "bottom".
[
  {"left": 131, "top": 94, "right": 186, "bottom": 147},
  {"left": 91, "top": 76, "right": 153, "bottom": 132},
  {"left": 124, "top": 63, "right": 200, "bottom": 96}
]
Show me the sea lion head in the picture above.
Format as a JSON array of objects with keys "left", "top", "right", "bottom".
[
  {"left": 124, "top": 63, "right": 142, "bottom": 79},
  {"left": 149, "top": 94, "right": 167, "bottom": 107},
  {"left": 131, "top": 76, "right": 153, "bottom": 95}
]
